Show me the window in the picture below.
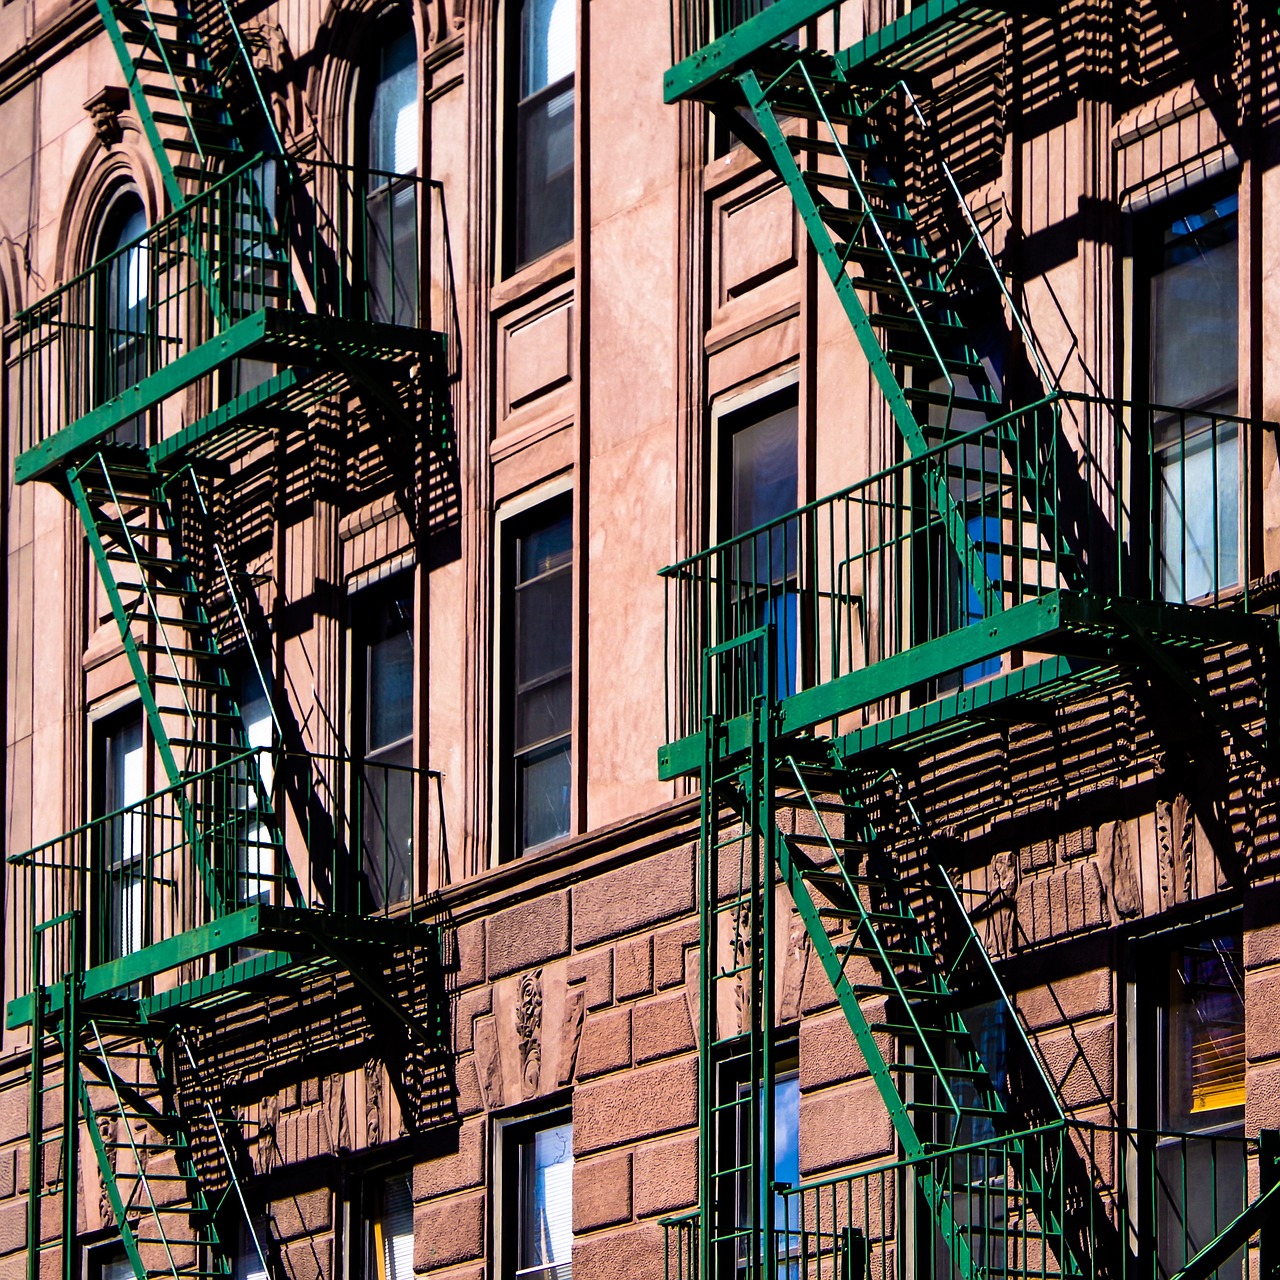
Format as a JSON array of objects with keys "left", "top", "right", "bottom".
[
  {"left": 94, "top": 713, "right": 146, "bottom": 963},
  {"left": 97, "top": 194, "right": 150, "bottom": 445},
  {"left": 1146, "top": 191, "right": 1239, "bottom": 602},
  {"left": 235, "top": 667, "right": 275, "bottom": 913},
  {"left": 504, "top": 499, "right": 573, "bottom": 858},
  {"left": 1149, "top": 932, "right": 1245, "bottom": 1280},
  {"left": 717, "top": 398, "right": 799, "bottom": 709},
  {"left": 366, "top": 1174, "right": 414, "bottom": 1280},
  {"left": 354, "top": 580, "right": 415, "bottom": 910},
  {"left": 364, "top": 25, "right": 419, "bottom": 324},
  {"left": 508, "top": 0, "right": 575, "bottom": 270},
  {"left": 501, "top": 1116, "right": 573, "bottom": 1280},
  {"left": 714, "top": 1042, "right": 800, "bottom": 1277}
]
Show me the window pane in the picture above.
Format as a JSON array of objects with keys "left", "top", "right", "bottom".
[
  {"left": 370, "top": 628, "right": 414, "bottom": 750},
  {"left": 520, "top": 0, "right": 574, "bottom": 97},
  {"left": 730, "top": 405, "right": 798, "bottom": 540},
  {"left": 518, "top": 1122, "right": 573, "bottom": 1280},
  {"left": 370, "top": 30, "right": 418, "bottom": 176},
  {"left": 515, "top": 84, "right": 575, "bottom": 267},
  {"left": 379, "top": 1175, "right": 414, "bottom": 1280},
  {"left": 362, "top": 742, "right": 414, "bottom": 909},
  {"left": 516, "top": 568, "right": 572, "bottom": 689},
  {"left": 516, "top": 671, "right": 571, "bottom": 752},
  {"left": 1170, "top": 936, "right": 1245, "bottom": 1120},
  {"left": 519, "top": 740, "right": 571, "bottom": 851},
  {"left": 1158, "top": 421, "right": 1239, "bottom": 601},
  {"left": 1150, "top": 195, "right": 1238, "bottom": 413},
  {"left": 520, "top": 512, "right": 573, "bottom": 580}
]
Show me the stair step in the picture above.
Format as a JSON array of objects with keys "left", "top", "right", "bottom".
[{"left": 907, "top": 388, "right": 1001, "bottom": 416}]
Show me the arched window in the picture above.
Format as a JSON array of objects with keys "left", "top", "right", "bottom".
[
  {"left": 364, "top": 24, "right": 419, "bottom": 325},
  {"left": 96, "top": 192, "right": 150, "bottom": 445},
  {"left": 507, "top": 0, "right": 574, "bottom": 271}
]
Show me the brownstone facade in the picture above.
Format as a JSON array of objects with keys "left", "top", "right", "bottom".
[{"left": 1, "top": 2, "right": 1279, "bottom": 1280}]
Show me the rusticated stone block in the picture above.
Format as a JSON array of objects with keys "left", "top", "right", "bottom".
[
  {"left": 0, "top": 1092, "right": 26, "bottom": 1146},
  {"left": 577, "top": 1006, "right": 632, "bottom": 1080},
  {"left": 572, "top": 1222, "right": 665, "bottom": 1280},
  {"left": 1247, "top": 969, "right": 1280, "bottom": 1062},
  {"left": 452, "top": 986, "right": 493, "bottom": 1054},
  {"left": 633, "top": 1133, "right": 697, "bottom": 1217},
  {"left": 0, "top": 1201, "right": 26, "bottom": 1255},
  {"left": 654, "top": 919, "right": 699, "bottom": 990},
  {"left": 454, "top": 919, "right": 486, "bottom": 987},
  {"left": 1247, "top": 1058, "right": 1280, "bottom": 1133},
  {"left": 454, "top": 1055, "right": 483, "bottom": 1118},
  {"left": 800, "top": 1078, "right": 894, "bottom": 1173},
  {"left": 1036, "top": 1021, "right": 1113, "bottom": 1109},
  {"left": 632, "top": 992, "right": 695, "bottom": 1064},
  {"left": 0, "top": 1149, "right": 15, "bottom": 1199},
  {"left": 414, "top": 1193, "right": 485, "bottom": 1270},
  {"left": 271, "top": 1188, "right": 332, "bottom": 1241},
  {"left": 576, "top": 1057, "right": 697, "bottom": 1154},
  {"left": 568, "top": 948, "right": 613, "bottom": 1010},
  {"left": 572, "top": 845, "right": 696, "bottom": 947},
  {"left": 414, "top": 1120, "right": 486, "bottom": 1199},
  {"left": 283, "top": 1235, "right": 332, "bottom": 1280},
  {"left": 1017, "top": 968, "right": 1112, "bottom": 1032},
  {"left": 573, "top": 1151, "right": 633, "bottom": 1232},
  {"left": 799, "top": 1011, "right": 877, "bottom": 1089},
  {"left": 616, "top": 935, "right": 654, "bottom": 1001},
  {"left": 487, "top": 893, "right": 571, "bottom": 980}
]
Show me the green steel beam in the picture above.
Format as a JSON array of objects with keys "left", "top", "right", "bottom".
[
  {"left": 15, "top": 312, "right": 271, "bottom": 484},
  {"left": 663, "top": 0, "right": 838, "bottom": 103},
  {"left": 660, "top": 591, "right": 1070, "bottom": 778},
  {"left": 1167, "top": 1163, "right": 1280, "bottom": 1280},
  {"left": 149, "top": 366, "right": 305, "bottom": 468},
  {"left": 139, "top": 949, "right": 301, "bottom": 1016},
  {"left": 832, "top": 653, "right": 1099, "bottom": 759},
  {"left": 834, "top": 0, "right": 990, "bottom": 75},
  {"left": 6, "top": 909, "right": 269, "bottom": 1028}
]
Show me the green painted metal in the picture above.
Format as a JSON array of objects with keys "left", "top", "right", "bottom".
[
  {"left": 834, "top": 0, "right": 998, "bottom": 75},
  {"left": 664, "top": 0, "right": 838, "bottom": 103}
]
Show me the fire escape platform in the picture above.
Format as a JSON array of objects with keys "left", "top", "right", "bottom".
[
  {"left": 6, "top": 904, "right": 434, "bottom": 1030},
  {"left": 657, "top": 591, "right": 1277, "bottom": 781},
  {"left": 15, "top": 311, "right": 442, "bottom": 486},
  {"left": 663, "top": 0, "right": 1040, "bottom": 105}
]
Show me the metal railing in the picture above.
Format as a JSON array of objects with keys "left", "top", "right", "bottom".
[
  {"left": 662, "top": 393, "right": 1264, "bottom": 741},
  {"left": 664, "top": 1121, "right": 1256, "bottom": 1280},
  {"left": 10, "top": 155, "right": 430, "bottom": 458},
  {"left": 7, "top": 746, "right": 444, "bottom": 1001}
]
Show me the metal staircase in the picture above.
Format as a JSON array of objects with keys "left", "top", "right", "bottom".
[
  {"left": 10, "top": 0, "right": 446, "bottom": 1271},
  {"left": 661, "top": 4, "right": 1280, "bottom": 1280}
]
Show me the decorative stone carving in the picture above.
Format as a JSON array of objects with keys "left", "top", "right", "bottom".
[
  {"left": 515, "top": 969, "right": 543, "bottom": 1098},
  {"left": 97, "top": 1115, "right": 116, "bottom": 1221},
  {"left": 242, "top": 22, "right": 296, "bottom": 139},
  {"left": 84, "top": 86, "right": 129, "bottom": 151},
  {"left": 556, "top": 986, "right": 585, "bottom": 1087},
  {"left": 320, "top": 1071, "right": 348, "bottom": 1155},
  {"left": 364, "top": 1059, "right": 383, "bottom": 1147},
  {"left": 778, "top": 913, "right": 810, "bottom": 1024},
  {"left": 258, "top": 1092, "right": 282, "bottom": 1174},
  {"left": 473, "top": 1014, "right": 503, "bottom": 1110},
  {"left": 1156, "top": 795, "right": 1194, "bottom": 908},
  {"left": 1099, "top": 820, "right": 1140, "bottom": 918}
]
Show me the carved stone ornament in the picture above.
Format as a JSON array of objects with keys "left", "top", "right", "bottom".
[
  {"left": 515, "top": 968, "right": 543, "bottom": 1098},
  {"left": 84, "top": 86, "right": 130, "bottom": 150}
]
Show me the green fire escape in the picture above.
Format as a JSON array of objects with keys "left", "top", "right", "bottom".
[
  {"left": 659, "top": 4, "right": 1280, "bottom": 1280},
  {"left": 9, "top": 0, "right": 446, "bottom": 1276}
]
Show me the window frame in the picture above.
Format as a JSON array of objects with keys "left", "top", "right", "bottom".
[
  {"left": 497, "top": 489, "right": 575, "bottom": 862},
  {"left": 711, "top": 386, "right": 803, "bottom": 712},
  {"left": 502, "top": 0, "right": 577, "bottom": 276},
  {"left": 357, "top": 17, "right": 421, "bottom": 326},
  {"left": 89, "top": 706, "right": 149, "bottom": 969},
  {"left": 1134, "top": 182, "right": 1243, "bottom": 605},
  {"left": 349, "top": 570, "right": 418, "bottom": 912},
  {"left": 494, "top": 1108, "right": 575, "bottom": 1280}
]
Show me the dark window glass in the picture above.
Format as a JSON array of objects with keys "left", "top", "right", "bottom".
[
  {"left": 512, "top": 0, "right": 575, "bottom": 269},
  {"left": 96, "top": 714, "right": 145, "bottom": 963},
  {"left": 510, "top": 502, "right": 573, "bottom": 855},
  {"left": 1148, "top": 192, "right": 1239, "bottom": 601},
  {"left": 366, "top": 27, "right": 419, "bottom": 325},
  {"left": 718, "top": 402, "right": 799, "bottom": 707},
  {"left": 1153, "top": 933, "right": 1245, "bottom": 1280},
  {"left": 515, "top": 1120, "right": 573, "bottom": 1280},
  {"left": 357, "top": 582, "right": 415, "bottom": 908},
  {"left": 367, "top": 1174, "right": 413, "bottom": 1280},
  {"left": 98, "top": 197, "right": 150, "bottom": 445}
]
